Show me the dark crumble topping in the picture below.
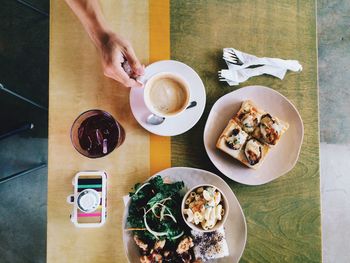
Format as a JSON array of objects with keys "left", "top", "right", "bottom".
[
  {"left": 238, "top": 112, "right": 245, "bottom": 120},
  {"left": 231, "top": 128, "right": 239, "bottom": 136},
  {"left": 225, "top": 128, "right": 243, "bottom": 150},
  {"left": 244, "top": 138, "right": 262, "bottom": 165},
  {"left": 261, "top": 113, "right": 275, "bottom": 123},
  {"left": 193, "top": 231, "right": 225, "bottom": 259},
  {"left": 260, "top": 114, "right": 279, "bottom": 145}
]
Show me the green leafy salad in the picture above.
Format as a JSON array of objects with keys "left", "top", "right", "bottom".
[{"left": 127, "top": 176, "right": 189, "bottom": 243}]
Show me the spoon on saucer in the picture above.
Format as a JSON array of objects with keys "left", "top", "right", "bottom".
[{"left": 146, "top": 101, "right": 197, "bottom": 125}]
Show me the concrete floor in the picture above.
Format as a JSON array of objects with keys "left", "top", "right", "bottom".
[
  {"left": 0, "top": 0, "right": 349, "bottom": 262},
  {"left": 318, "top": 0, "right": 350, "bottom": 262},
  {"left": 0, "top": 1, "right": 48, "bottom": 263}
]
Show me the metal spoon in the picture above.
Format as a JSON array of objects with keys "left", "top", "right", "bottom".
[
  {"left": 146, "top": 101, "right": 197, "bottom": 125},
  {"left": 146, "top": 114, "right": 165, "bottom": 125}
]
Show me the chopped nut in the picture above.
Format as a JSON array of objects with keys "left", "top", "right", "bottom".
[
  {"left": 176, "top": 237, "right": 194, "bottom": 254},
  {"left": 134, "top": 235, "right": 148, "bottom": 251},
  {"left": 163, "top": 251, "right": 171, "bottom": 258},
  {"left": 140, "top": 255, "right": 151, "bottom": 263},
  {"left": 151, "top": 252, "right": 163, "bottom": 262},
  {"left": 154, "top": 239, "right": 166, "bottom": 250}
]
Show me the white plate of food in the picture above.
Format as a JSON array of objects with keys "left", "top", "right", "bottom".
[
  {"left": 122, "top": 167, "right": 247, "bottom": 263},
  {"left": 204, "top": 85, "right": 304, "bottom": 185}
]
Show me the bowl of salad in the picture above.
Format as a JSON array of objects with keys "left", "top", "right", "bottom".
[
  {"left": 125, "top": 175, "right": 196, "bottom": 262},
  {"left": 181, "top": 184, "right": 229, "bottom": 232}
]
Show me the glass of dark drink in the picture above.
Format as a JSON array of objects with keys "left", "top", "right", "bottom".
[{"left": 70, "top": 110, "right": 125, "bottom": 158}]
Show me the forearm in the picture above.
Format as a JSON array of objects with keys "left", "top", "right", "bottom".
[
  {"left": 65, "top": 0, "right": 111, "bottom": 48},
  {"left": 65, "top": 0, "right": 144, "bottom": 87}
]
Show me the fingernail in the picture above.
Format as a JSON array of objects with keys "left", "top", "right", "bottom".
[{"left": 136, "top": 79, "right": 144, "bottom": 87}]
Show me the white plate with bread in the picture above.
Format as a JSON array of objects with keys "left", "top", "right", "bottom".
[{"left": 204, "top": 86, "right": 304, "bottom": 185}]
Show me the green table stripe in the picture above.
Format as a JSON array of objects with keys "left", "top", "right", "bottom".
[{"left": 170, "top": 0, "right": 320, "bottom": 262}]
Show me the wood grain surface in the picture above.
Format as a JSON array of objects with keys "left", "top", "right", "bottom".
[
  {"left": 48, "top": 1, "right": 150, "bottom": 262},
  {"left": 49, "top": 0, "right": 320, "bottom": 262},
  {"left": 149, "top": 0, "right": 171, "bottom": 175},
  {"left": 170, "top": 1, "right": 321, "bottom": 262}
]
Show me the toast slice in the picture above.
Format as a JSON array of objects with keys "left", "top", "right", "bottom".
[
  {"left": 241, "top": 138, "right": 269, "bottom": 169},
  {"left": 252, "top": 113, "right": 289, "bottom": 146},
  {"left": 216, "top": 119, "right": 249, "bottom": 158},
  {"left": 216, "top": 119, "right": 269, "bottom": 169},
  {"left": 234, "top": 100, "right": 266, "bottom": 134}
]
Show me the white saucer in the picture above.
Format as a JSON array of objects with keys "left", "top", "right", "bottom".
[{"left": 130, "top": 60, "right": 206, "bottom": 136}]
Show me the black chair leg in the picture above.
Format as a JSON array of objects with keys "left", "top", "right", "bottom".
[
  {"left": 16, "top": 0, "right": 49, "bottom": 17},
  {"left": 0, "top": 163, "right": 47, "bottom": 184},
  {"left": 0, "top": 123, "right": 35, "bottom": 141},
  {"left": 0, "top": 83, "right": 48, "bottom": 111}
]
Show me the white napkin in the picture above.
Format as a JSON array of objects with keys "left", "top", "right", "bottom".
[
  {"left": 123, "top": 195, "right": 130, "bottom": 206},
  {"left": 219, "top": 48, "right": 302, "bottom": 85}
]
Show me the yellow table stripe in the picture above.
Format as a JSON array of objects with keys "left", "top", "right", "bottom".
[{"left": 149, "top": 0, "right": 171, "bottom": 175}]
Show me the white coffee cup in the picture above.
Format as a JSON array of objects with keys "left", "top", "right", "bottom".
[{"left": 143, "top": 72, "right": 191, "bottom": 118}]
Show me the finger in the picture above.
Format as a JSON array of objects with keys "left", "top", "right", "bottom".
[
  {"left": 139, "top": 64, "right": 145, "bottom": 75},
  {"left": 123, "top": 44, "right": 144, "bottom": 75},
  {"left": 105, "top": 65, "right": 143, "bottom": 88},
  {"left": 136, "top": 64, "right": 145, "bottom": 76}
]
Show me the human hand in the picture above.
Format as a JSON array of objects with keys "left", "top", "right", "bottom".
[{"left": 97, "top": 32, "right": 144, "bottom": 88}]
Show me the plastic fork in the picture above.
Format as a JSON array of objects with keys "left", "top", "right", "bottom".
[
  {"left": 223, "top": 49, "right": 244, "bottom": 66},
  {"left": 218, "top": 71, "right": 227, "bottom": 81}
]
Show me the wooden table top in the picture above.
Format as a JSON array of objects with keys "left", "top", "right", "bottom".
[{"left": 48, "top": 0, "right": 320, "bottom": 262}]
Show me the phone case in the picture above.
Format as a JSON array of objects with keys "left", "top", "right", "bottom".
[{"left": 67, "top": 171, "right": 107, "bottom": 228}]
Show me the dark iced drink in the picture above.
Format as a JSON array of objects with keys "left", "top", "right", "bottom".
[{"left": 71, "top": 110, "right": 125, "bottom": 158}]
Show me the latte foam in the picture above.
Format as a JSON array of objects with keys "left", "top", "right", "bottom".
[{"left": 145, "top": 74, "right": 189, "bottom": 117}]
